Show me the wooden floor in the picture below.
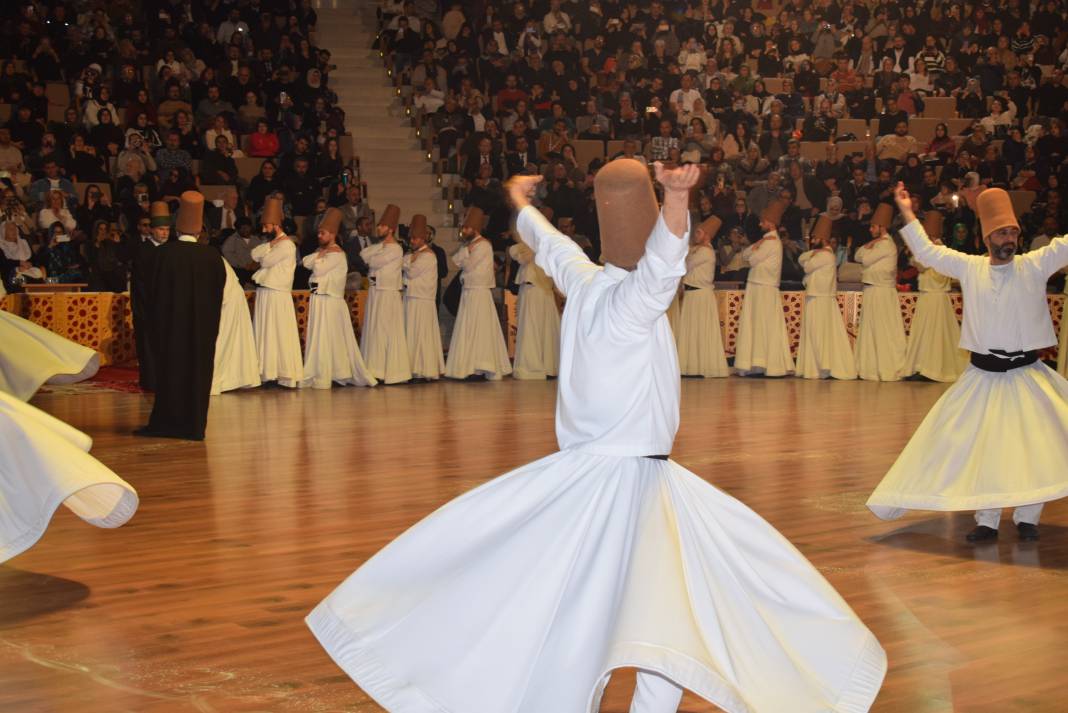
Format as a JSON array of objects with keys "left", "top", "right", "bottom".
[{"left": 2, "top": 377, "right": 1066, "bottom": 713}]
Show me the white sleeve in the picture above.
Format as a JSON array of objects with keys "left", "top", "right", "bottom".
[
  {"left": 258, "top": 239, "right": 294, "bottom": 268},
  {"left": 745, "top": 236, "right": 774, "bottom": 266},
  {"left": 451, "top": 245, "right": 469, "bottom": 268},
  {"left": 685, "top": 246, "right": 714, "bottom": 272},
  {"left": 604, "top": 211, "right": 690, "bottom": 339},
  {"left": 406, "top": 251, "right": 437, "bottom": 281},
  {"left": 302, "top": 252, "right": 316, "bottom": 270},
  {"left": 899, "top": 220, "right": 970, "bottom": 280},
  {"left": 1022, "top": 235, "right": 1068, "bottom": 279},
  {"left": 514, "top": 205, "right": 599, "bottom": 297},
  {"left": 250, "top": 241, "right": 270, "bottom": 262},
  {"left": 463, "top": 240, "right": 493, "bottom": 273}
]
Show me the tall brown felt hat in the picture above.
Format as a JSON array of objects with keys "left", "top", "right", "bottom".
[
  {"left": 379, "top": 204, "right": 401, "bottom": 231},
  {"left": 319, "top": 207, "right": 343, "bottom": 236},
  {"left": 871, "top": 202, "right": 895, "bottom": 229},
  {"left": 975, "top": 188, "right": 1019, "bottom": 239},
  {"left": 462, "top": 206, "right": 485, "bottom": 233},
  {"left": 922, "top": 210, "right": 944, "bottom": 242},
  {"left": 696, "top": 215, "right": 722, "bottom": 242},
  {"left": 811, "top": 214, "right": 832, "bottom": 243},
  {"left": 761, "top": 198, "right": 789, "bottom": 227},
  {"left": 150, "top": 201, "right": 170, "bottom": 228},
  {"left": 594, "top": 158, "right": 659, "bottom": 269},
  {"left": 409, "top": 214, "right": 429, "bottom": 241},
  {"left": 176, "top": 191, "right": 204, "bottom": 236},
  {"left": 262, "top": 196, "right": 284, "bottom": 226}
]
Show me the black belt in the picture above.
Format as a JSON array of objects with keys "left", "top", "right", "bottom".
[
  {"left": 683, "top": 284, "right": 701, "bottom": 291},
  {"left": 644, "top": 454, "right": 669, "bottom": 460},
  {"left": 969, "top": 350, "right": 1039, "bottom": 372}
]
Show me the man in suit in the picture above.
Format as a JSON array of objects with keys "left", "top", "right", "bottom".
[
  {"left": 463, "top": 136, "right": 504, "bottom": 183},
  {"left": 505, "top": 135, "right": 537, "bottom": 176},
  {"left": 841, "top": 166, "right": 878, "bottom": 209},
  {"left": 884, "top": 35, "right": 914, "bottom": 74},
  {"left": 876, "top": 97, "right": 909, "bottom": 136},
  {"left": 205, "top": 187, "right": 247, "bottom": 238}
]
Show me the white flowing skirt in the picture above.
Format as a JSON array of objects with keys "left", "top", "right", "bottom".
[
  {"left": 797, "top": 295, "right": 857, "bottom": 380},
  {"left": 361, "top": 289, "right": 412, "bottom": 384},
  {"left": 404, "top": 297, "right": 445, "bottom": 380},
  {"left": 304, "top": 294, "right": 377, "bottom": 389},
  {"left": 212, "top": 264, "right": 261, "bottom": 395},
  {"left": 734, "top": 283, "right": 794, "bottom": 376},
  {"left": 0, "top": 391, "right": 138, "bottom": 563},
  {"left": 307, "top": 450, "right": 885, "bottom": 713},
  {"left": 253, "top": 287, "right": 304, "bottom": 388},
  {"left": 513, "top": 283, "right": 560, "bottom": 380},
  {"left": 854, "top": 285, "right": 906, "bottom": 382},
  {"left": 676, "top": 288, "right": 729, "bottom": 378},
  {"left": 1058, "top": 301, "right": 1067, "bottom": 378},
  {"left": 0, "top": 309, "right": 99, "bottom": 401},
  {"left": 445, "top": 288, "right": 512, "bottom": 380},
  {"left": 868, "top": 362, "right": 1068, "bottom": 519},
  {"left": 902, "top": 292, "right": 967, "bottom": 382}
]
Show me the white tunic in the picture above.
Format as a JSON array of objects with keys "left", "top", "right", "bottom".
[
  {"left": 211, "top": 258, "right": 261, "bottom": 395},
  {"left": 854, "top": 237, "right": 906, "bottom": 381},
  {"left": 508, "top": 242, "right": 560, "bottom": 380},
  {"left": 302, "top": 250, "right": 376, "bottom": 388},
  {"left": 361, "top": 241, "right": 412, "bottom": 384},
  {"left": 403, "top": 247, "right": 445, "bottom": 379},
  {"left": 797, "top": 249, "right": 857, "bottom": 380},
  {"left": 0, "top": 390, "right": 138, "bottom": 564},
  {"left": 734, "top": 234, "right": 795, "bottom": 376},
  {"left": 868, "top": 222, "right": 1068, "bottom": 519},
  {"left": 307, "top": 205, "right": 886, "bottom": 713},
  {"left": 251, "top": 238, "right": 304, "bottom": 387},
  {"left": 676, "top": 244, "right": 728, "bottom": 377},
  {"left": 444, "top": 238, "right": 512, "bottom": 380},
  {"left": 1059, "top": 279, "right": 1068, "bottom": 378}
]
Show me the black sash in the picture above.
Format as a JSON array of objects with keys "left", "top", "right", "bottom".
[
  {"left": 683, "top": 284, "right": 700, "bottom": 291},
  {"left": 969, "top": 350, "right": 1039, "bottom": 372},
  {"left": 644, "top": 454, "right": 669, "bottom": 460}
]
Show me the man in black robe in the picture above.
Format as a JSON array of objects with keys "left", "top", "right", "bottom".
[
  {"left": 131, "top": 202, "right": 171, "bottom": 391},
  {"left": 135, "top": 191, "right": 225, "bottom": 441}
]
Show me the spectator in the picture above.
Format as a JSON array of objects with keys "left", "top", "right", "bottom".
[
  {"left": 157, "top": 83, "right": 193, "bottom": 130},
  {"left": 83, "top": 87, "right": 118, "bottom": 129},
  {"left": 126, "top": 112, "right": 163, "bottom": 151},
  {"left": 29, "top": 159, "right": 76, "bottom": 207},
  {"left": 0, "top": 128, "right": 30, "bottom": 194},
  {"left": 237, "top": 91, "right": 267, "bottom": 133},
  {"left": 924, "top": 123, "right": 957, "bottom": 163},
  {"left": 37, "top": 190, "right": 76, "bottom": 233},
  {"left": 284, "top": 157, "right": 320, "bottom": 216},
  {"left": 87, "top": 221, "right": 128, "bottom": 292},
  {"left": 66, "top": 134, "right": 108, "bottom": 182},
  {"left": 196, "top": 84, "right": 236, "bottom": 126},
  {"left": 76, "top": 185, "right": 116, "bottom": 228},
  {"left": 44, "top": 220, "right": 85, "bottom": 283},
  {"left": 89, "top": 109, "right": 125, "bottom": 157},
  {"left": 155, "top": 130, "right": 194, "bottom": 174},
  {"left": 117, "top": 133, "right": 158, "bottom": 177},
  {"left": 315, "top": 136, "right": 345, "bottom": 185},
  {"left": 200, "top": 135, "right": 240, "bottom": 185},
  {"left": 247, "top": 159, "right": 281, "bottom": 210},
  {"left": 248, "top": 119, "right": 281, "bottom": 158}
]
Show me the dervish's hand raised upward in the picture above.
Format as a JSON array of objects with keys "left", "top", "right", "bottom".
[{"left": 893, "top": 182, "right": 915, "bottom": 224}]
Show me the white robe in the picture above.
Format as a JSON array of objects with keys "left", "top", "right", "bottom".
[
  {"left": 1058, "top": 280, "right": 1067, "bottom": 378},
  {"left": 361, "top": 241, "right": 412, "bottom": 384},
  {"left": 211, "top": 259, "right": 261, "bottom": 395},
  {"left": 854, "top": 237, "right": 906, "bottom": 381},
  {"left": 0, "top": 309, "right": 99, "bottom": 400},
  {"left": 797, "top": 249, "right": 857, "bottom": 380},
  {"left": 0, "top": 390, "right": 138, "bottom": 563},
  {"left": 445, "top": 238, "right": 512, "bottom": 380},
  {"left": 251, "top": 238, "right": 303, "bottom": 388},
  {"left": 734, "top": 234, "right": 795, "bottom": 376},
  {"left": 403, "top": 247, "right": 445, "bottom": 379},
  {"left": 308, "top": 206, "right": 886, "bottom": 713},
  {"left": 675, "top": 244, "right": 728, "bottom": 377},
  {"left": 509, "top": 242, "right": 560, "bottom": 379},
  {"left": 902, "top": 263, "right": 967, "bottom": 382},
  {"left": 303, "top": 250, "right": 377, "bottom": 388},
  {"left": 868, "top": 222, "right": 1068, "bottom": 519}
]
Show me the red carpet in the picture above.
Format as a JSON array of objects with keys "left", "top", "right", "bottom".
[{"left": 38, "top": 365, "right": 145, "bottom": 396}]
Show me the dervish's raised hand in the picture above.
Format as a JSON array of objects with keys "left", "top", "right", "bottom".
[{"left": 654, "top": 162, "right": 701, "bottom": 196}]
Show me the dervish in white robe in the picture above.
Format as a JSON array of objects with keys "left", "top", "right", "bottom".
[
  {"left": 444, "top": 236, "right": 512, "bottom": 380},
  {"left": 869, "top": 186, "right": 1068, "bottom": 541},
  {"left": 508, "top": 241, "right": 560, "bottom": 379},
  {"left": 854, "top": 232, "right": 906, "bottom": 381},
  {"left": 307, "top": 164, "right": 885, "bottom": 713},
  {"left": 675, "top": 243, "right": 729, "bottom": 377},
  {"left": 797, "top": 248, "right": 857, "bottom": 379},
  {"left": 361, "top": 240, "right": 412, "bottom": 384},
  {"left": 211, "top": 259, "right": 261, "bottom": 395},
  {"left": 403, "top": 245, "right": 445, "bottom": 380},
  {"left": 251, "top": 236, "right": 304, "bottom": 388},
  {"left": 303, "top": 249, "right": 377, "bottom": 388},
  {"left": 734, "top": 232, "right": 795, "bottom": 376},
  {"left": 1057, "top": 278, "right": 1067, "bottom": 378},
  {"left": 902, "top": 258, "right": 967, "bottom": 382}
]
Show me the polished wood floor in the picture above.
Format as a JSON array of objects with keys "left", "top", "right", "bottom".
[{"left": 2, "top": 377, "right": 1066, "bottom": 713}]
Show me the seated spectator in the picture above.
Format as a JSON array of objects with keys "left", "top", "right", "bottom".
[
  {"left": 43, "top": 220, "right": 85, "bottom": 283},
  {"left": 237, "top": 91, "right": 267, "bottom": 133},
  {"left": 126, "top": 112, "right": 163, "bottom": 151},
  {"left": 802, "top": 99, "right": 839, "bottom": 141},
  {"left": 66, "top": 134, "right": 109, "bottom": 182},
  {"left": 173, "top": 111, "right": 203, "bottom": 156},
  {"left": 157, "top": 83, "right": 194, "bottom": 130},
  {"left": 89, "top": 109, "right": 125, "bottom": 157},
  {"left": 159, "top": 167, "right": 197, "bottom": 203},
  {"left": 87, "top": 221, "right": 128, "bottom": 293},
  {"left": 247, "top": 159, "right": 281, "bottom": 210},
  {"left": 681, "top": 119, "right": 716, "bottom": 163},
  {"left": 283, "top": 157, "right": 320, "bottom": 216},
  {"left": 248, "top": 119, "right": 281, "bottom": 158},
  {"left": 117, "top": 133, "right": 158, "bottom": 177},
  {"left": 876, "top": 97, "right": 910, "bottom": 136},
  {"left": 315, "top": 136, "right": 345, "bottom": 185},
  {"left": 115, "top": 155, "right": 153, "bottom": 207},
  {"left": 204, "top": 115, "right": 241, "bottom": 156},
  {"left": 956, "top": 79, "right": 985, "bottom": 119},
  {"left": 155, "top": 130, "right": 194, "bottom": 174},
  {"left": 83, "top": 87, "right": 119, "bottom": 129},
  {"left": 196, "top": 84, "right": 237, "bottom": 126},
  {"left": 37, "top": 190, "right": 77, "bottom": 232},
  {"left": 979, "top": 97, "right": 1017, "bottom": 137},
  {"left": 221, "top": 218, "right": 266, "bottom": 286},
  {"left": 125, "top": 88, "right": 158, "bottom": 127},
  {"left": 0, "top": 220, "right": 42, "bottom": 289},
  {"left": 200, "top": 135, "right": 240, "bottom": 185},
  {"left": 1, "top": 187, "right": 35, "bottom": 234},
  {"left": 75, "top": 185, "right": 116, "bottom": 229},
  {"left": 7, "top": 105, "right": 44, "bottom": 150},
  {"left": 28, "top": 159, "right": 76, "bottom": 207},
  {"left": 736, "top": 145, "right": 772, "bottom": 190},
  {"left": 0, "top": 128, "right": 30, "bottom": 194}
]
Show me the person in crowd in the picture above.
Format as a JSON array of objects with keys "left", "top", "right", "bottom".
[
  {"left": 402, "top": 214, "right": 445, "bottom": 382},
  {"left": 360, "top": 204, "right": 412, "bottom": 384},
  {"left": 508, "top": 215, "right": 560, "bottom": 380},
  {"left": 250, "top": 196, "right": 304, "bottom": 388},
  {"left": 676, "top": 216, "right": 729, "bottom": 378},
  {"left": 855, "top": 204, "right": 907, "bottom": 381}
]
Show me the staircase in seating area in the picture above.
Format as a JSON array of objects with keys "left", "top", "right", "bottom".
[{"left": 315, "top": 0, "right": 455, "bottom": 253}]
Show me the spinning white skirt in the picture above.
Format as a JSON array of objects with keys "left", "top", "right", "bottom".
[
  {"left": 902, "top": 292, "right": 967, "bottom": 382},
  {"left": 675, "top": 288, "right": 728, "bottom": 377},
  {"left": 854, "top": 286, "right": 906, "bottom": 382},
  {"left": 733, "top": 283, "right": 794, "bottom": 376},
  {"left": 868, "top": 362, "right": 1068, "bottom": 519},
  {"left": 0, "top": 309, "right": 99, "bottom": 401},
  {"left": 253, "top": 287, "right": 304, "bottom": 388},
  {"left": 307, "top": 451, "right": 885, "bottom": 713},
  {"left": 304, "top": 294, "right": 377, "bottom": 389},
  {"left": 1058, "top": 300, "right": 1067, "bottom": 379},
  {"left": 0, "top": 391, "right": 138, "bottom": 563},
  {"left": 212, "top": 261, "right": 261, "bottom": 395},
  {"left": 445, "top": 288, "right": 512, "bottom": 380},
  {"left": 513, "top": 284, "right": 560, "bottom": 380},
  {"left": 404, "top": 297, "right": 445, "bottom": 380},
  {"left": 362, "top": 289, "right": 412, "bottom": 385},
  {"left": 797, "top": 296, "right": 857, "bottom": 380}
]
